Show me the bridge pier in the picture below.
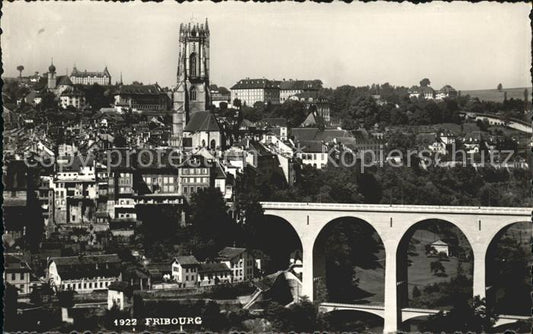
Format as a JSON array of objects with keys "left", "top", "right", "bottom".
[
  {"left": 383, "top": 241, "right": 398, "bottom": 334},
  {"left": 302, "top": 238, "right": 314, "bottom": 301},
  {"left": 473, "top": 244, "right": 487, "bottom": 301}
]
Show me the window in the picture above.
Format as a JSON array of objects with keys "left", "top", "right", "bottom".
[
  {"left": 189, "top": 52, "right": 197, "bottom": 77},
  {"left": 11, "top": 273, "right": 16, "bottom": 281},
  {"left": 190, "top": 87, "right": 197, "bottom": 101}
]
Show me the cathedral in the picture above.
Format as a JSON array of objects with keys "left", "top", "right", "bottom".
[{"left": 171, "top": 19, "right": 221, "bottom": 150}]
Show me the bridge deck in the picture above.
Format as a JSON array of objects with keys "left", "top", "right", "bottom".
[
  {"left": 261, "top": 202, "right": 531, "bottom": 216},
  {"left": 319, "top": 302, "right": 531, "bottom": 322}
]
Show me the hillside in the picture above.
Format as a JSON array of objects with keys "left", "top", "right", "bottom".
[{"left": 461, "top": 87, "right": 532, "bottom": 103}]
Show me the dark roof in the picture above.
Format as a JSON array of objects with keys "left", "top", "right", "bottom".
[
  {"left": 297, "top": 140, "right": 324, "bottom": 153},
  {"left": 231, "top": 78, "right": 279, "bottom": 90},
  {"left": 292, "top": 128, "right": 353, "bottom": 143},
  {"left": 184, "top": 111, "right": 220, "bottom": 132},
  {"left": 57, "top": 75, "right": 73, "bottom": 86},
  {"left": 174, "top": 255, "right": 200, "bottom": 266},
  {"left": 248, "top": 142, "right": 274, "bottom": 157},
  {"left": 108, "top": 281, "right": 130, "bottom": 292},
  {"left": 316, "top": 129, "right": 352, "bottom": 141},
  {"left": 117, "top": 84, "right": 163, "bottom": 95},
  {"left": 60, "top": 87, "right": 85, "bottom": 97},
  {"left": 51, "top": 254, "right": 120, "bottom": 266},
  {"left": 198, "top": 262, "right": 231, "bottom": 274},
  {"left": 50, "top": 254, "right": 121, "bottom": 280},
  {"left": 217, "top": 247, "right": 247, "bottom": 260},
  {"left": 145, "top": 262, "right": 172, "bottom": 280},
  {"left": 291, "top": 128, "right": 320, "bottom": 141},
  {"left": 4, "top": 255, "right": 32, "bottom": 273},
  {"left": 279, "top": 80, "right": 322, "bottom": 91},
  {"left": 71, "top": 67, "right": 111, "bottom": 78}
]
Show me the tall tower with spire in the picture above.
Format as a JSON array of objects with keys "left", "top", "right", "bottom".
[
  {"left": 170, "top": 18, "right": 210, "bottom": 148},
  {"left": 47, "top": 58, "right": 57, "bottom": 90}
]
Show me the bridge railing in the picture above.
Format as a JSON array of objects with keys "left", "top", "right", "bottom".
[{"left": 260, "top": 202, "right": 531, "bottom": 216}]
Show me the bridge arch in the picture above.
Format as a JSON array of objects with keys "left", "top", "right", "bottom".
[
  {"left": 259, "top": 214, "right": 303, "bottom": 274},
  {"left": 318, "top": 307, "right": 385, "bottom": 332},
  {"left": 313, "top": 216, "right": 385, "bottom": 305},
  {"left": 485, "top": 220, "right": 531, "bottom": 316},
  {"left": 396, "top": 218, "right": 474, "bottom": 309}
]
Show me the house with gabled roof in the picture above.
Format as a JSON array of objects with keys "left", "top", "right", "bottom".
[
  {"left": 47, "top": 254, "right": 122, "bottom": 293},
  {"left": 182, "top": 111, "right": 222, "bottom": 150},
  {"left": 216, "top": 247, "right": 255, "bottom": 282},
  {"left": 172, "top": 255, "right": 200, "bottom": 287}
]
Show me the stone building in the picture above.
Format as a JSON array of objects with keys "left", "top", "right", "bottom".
[
  {"left": 171, "top": 19, "right": 212, "bottom": 147},
  {"left": 70, "top": 66, "right": 111, "bottom": 86}
]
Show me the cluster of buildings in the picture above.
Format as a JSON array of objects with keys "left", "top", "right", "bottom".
[
  {"left": 42, "top": 246, "right": 255, "bottom": 295},
  {"left": 2, "top": 19, "right": 314, "bottom": 309},
  {"left": 408, "top": 84, "right": 458, "bottom": 100},
  {"left": 4, "top": 17, "right": 531, "bottom": 330},
  {"left": 172, "top": 247, "right": 255, "bottom": 288},
  {"left": 229, "top": 78, "right": 330, "bottom": 121},
  {"left": 230, "top": 78, "right": 323, "bottom": 106}
]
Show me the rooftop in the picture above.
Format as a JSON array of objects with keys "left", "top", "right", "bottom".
[
  {"left": 71, "top": 67, "right": 111, "bottom": 78},
  {"left": 198, "top": 262, "right": 231, "bottom": 273},
  {"left": 217, "top": 247, "right": 247, "bottom": 260},
  {"left": 184, "top": 111, "right": 221, "bottom": 132},
  {"left": 231, "top": 78, "right": 279, "bottom": 90},
  {"left": 174, "top": 255, "right": 200, "bottom": 266},
  {"left": 279, "top": 79, "right": 322, "bottom": 91},
  {"left": 117, "top": 84, "right": 163, "bottom": 96}
]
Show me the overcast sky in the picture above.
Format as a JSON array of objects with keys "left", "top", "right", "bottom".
[{"left": 2, "top": 1, "right": 531, "bottom": 90}]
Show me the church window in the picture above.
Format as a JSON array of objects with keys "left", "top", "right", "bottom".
[
  {"left": 189, "top": 52, "right": 197, "bottom": 77},
  {"left": 190, "top": 87, "right": 197, "bottom": 101},
  {"left": 201, "top": 139, "right": 206, "bottom": 147},
  {"left": 210, "top": 139, "right": 216, "bottom": 150}
]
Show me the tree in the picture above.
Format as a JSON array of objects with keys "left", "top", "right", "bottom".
[
  {"left": 412, "top": 286, "right": 421, "bottom": 298},
  {"left": 233, "top": 98, "right": 242, "bottom": 109},
  {"left": 430, "top": 260, "right": 446, "bottom": 276},
  {"left": 419, "top": 296, "right": 496, "bottom": 333},
  {"left": 189, "top": 188, "right": 239, "bottom": 260},
  {"left": 420, "top": 78, "right": 431, "bottom": 87},
  {"left": 497, "top": 83, "right": 503, "bottom": 91},
  {"left": 83, "top": 83, "right": 112, "bottom": 110},
  {"left": 270, "top": 100, "right": 308, "bottom": 128},
  {"left": 39, "top": 91, "right": 58, "bottom": 111},
  {"left": 17, "top": 65, "right": 24, "bottom": 78}
]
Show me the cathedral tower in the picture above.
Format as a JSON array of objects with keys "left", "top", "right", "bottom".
[{"left": 171, "top": 19, "right": 210, "bottom": 148}]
